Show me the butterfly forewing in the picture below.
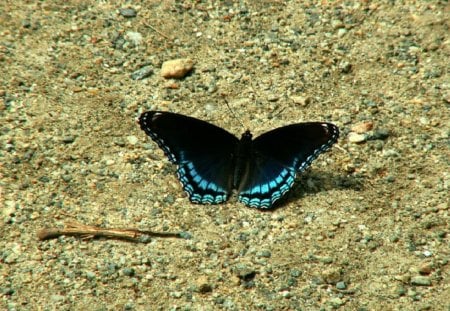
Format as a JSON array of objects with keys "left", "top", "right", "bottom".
[
  {"left": 139, "top": 111, "right": 238, "bottom": 204},
  {"left": 238, "top": 123, "right": 339, "bottom": 208}
]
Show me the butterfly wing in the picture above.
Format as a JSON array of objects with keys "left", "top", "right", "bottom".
[
  {"left": 138, "top": 111, "right": 239, "bottom": 204},
  {"left": 238, "top": 122, "right": 339, "bottom": 208}
]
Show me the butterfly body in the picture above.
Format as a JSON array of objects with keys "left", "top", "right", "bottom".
[{"left": 138, "top": 111, "right": 339, "bottom": 209}]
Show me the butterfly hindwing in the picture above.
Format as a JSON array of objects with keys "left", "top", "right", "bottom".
[
  {"left": 238, "top": 157, "right": 297, "bottom": 208},
  {"left": 139, "top": 111, "right": 238, "bottom": 204},
  {"left": 238, "top": 123, "right": 339, "bottom": 208}
]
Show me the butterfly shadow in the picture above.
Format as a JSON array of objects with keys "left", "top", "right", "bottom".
[{"left": 267, "top": 170, "right": 364, "bottom": 211}]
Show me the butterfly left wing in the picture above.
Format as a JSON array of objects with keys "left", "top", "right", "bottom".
[
  {"left": 238, "top": 122, "right": 339, "bottom": 208},
  {"left": 138, "top": 111, "right": 239, "bottom": 204}
]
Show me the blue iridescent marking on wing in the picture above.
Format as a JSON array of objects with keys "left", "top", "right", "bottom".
[
  {"left": 177, "top": 161, "right": 228, "bottom": 204},
  {"left": 238, "top": 162, "right": 297, "bottom": 208}
]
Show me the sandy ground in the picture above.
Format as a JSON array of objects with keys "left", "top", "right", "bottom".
[{"left": 1, "top": 1, "right": 449, "bottom": 310}]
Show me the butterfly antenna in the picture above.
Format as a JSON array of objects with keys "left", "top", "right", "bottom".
[{"left": 224, "top": 97, "right": 246, "bottom": 130}]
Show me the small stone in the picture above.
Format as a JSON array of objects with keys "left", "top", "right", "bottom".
[
  {"left": 22, "top": 19, "right": 32, "bottom": 28},
  {"left": 395, "top": 285, "right": 407, "bottom": 296},
  {"left": 195, "top": 276, "right": 213, "bottom": 293},
  {"left": 114, "top": 138, "right": 126, "bottom": 147},
  {"left": 423, "top": 250, "right": 433, "bottom": 257},
  {"left": 125, "top": 31, "right": 143, "bottom": 46},
  {"left": 161, "top": 58, "right": 194, "bottom": 79},
  {"left": 119, "top": 8, "right": 137, "bottom": 18},
  {"left": 3, "top": 201, "right": 16, "bottom": 217},
  {"left": 291, "top": 95, "right": 312, "bottom": 106},
  {"left": 280, "top": 290, "right": 292, "bottom": 298},
  {"left": 331, "top": 19, "right": 344, "bottom": 29},
  {"left": 123, "top": 268, "right": 135, "bottom": 277},
  {"left": 256, "top": 250, "right": 271, "bottom": 258},
  {"left": 267, "top": 95, "right": 279, "bottom": 102},
  {"left": 61, "top": 174, "right": 72, "bottom": 182},
  {"left": 385, "top": 175, "right": 395, "bottom": 183},
  {"left": 351, "top": 121, "right": 373, "bottom": 134},
  {"left": 86, "top": 271, "right": 96, "bottom": 280},
  {"left": 321, "top": 268, "right": 341, "bottom": 284},
  {"left": 339, "top": 61, "right": 352, "bottom": 73},
  {"left": 411, "top": 276, "right": 431, "bottom": 286},
  {"left": 51, "top": 295, "right": 65, "bottom": 302},
  {"left": 336, "top": 281, "right": 347, "bottom": 290},
  {"left": 328, "top": 297, "right": 344, "bottom": 307},
  {"left": 418, "top": 262, "right": 433, "bottom": 275},
  {"left": 370, "top": 129, "right": 390, "bottom": 140},
  {"left": 337, "top": 28, "right": 347, "bottom": 37},
  {"left": 61, "top": 135, "right": 75, "bottom": 144},
  {"left": 232, "top": 264, "right": 256, "bottom": 281},
  {"left": 348, "top": 132, "right": 367, "bottom": 143},
  {"left": 170, "top": 291, "right": 183, "bottom": 298},
  {"left": 442, "top": 91, "right": 450, "bottom": 103},
  {"left": 131, "top": 66, "right": 153, "bottom": 80},
  {"left": 290, "top": 269, "right": 302, "bottom": 277},
  {"left": 178, "top": 231, "right": 192, "bottom": 239},
  {"left": 127, "top": 135, "right": 139, "bottom": 145},
  {"left": 382, "top": 149, "right": 400, "bottom": 158}
]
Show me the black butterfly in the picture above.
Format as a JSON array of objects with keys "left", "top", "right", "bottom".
[{"left": 138, "top": 111, "right": 339, "bottom": 209}]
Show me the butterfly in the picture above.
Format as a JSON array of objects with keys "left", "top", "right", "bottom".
[{"left": 138, "top": 111, "right": 339, "bottom": 209}]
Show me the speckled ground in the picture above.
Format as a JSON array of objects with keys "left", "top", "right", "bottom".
[{"left": 1, "top": 1, "right": 449, "bottom": 310}]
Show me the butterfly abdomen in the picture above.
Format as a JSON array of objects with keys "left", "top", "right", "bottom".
[{"left": 232, "top": 130, "right": 253, "bottom": 191}]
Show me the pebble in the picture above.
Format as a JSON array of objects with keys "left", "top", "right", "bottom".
[
  {"left": 348, "top": 132, "right": 367, "bottom": 143},
  {"left": 127, "top": 135, "right": 139, "bottom": 145},
  {"left": 51, "top": 294, "right": 65, "bottom": 302},
  {"left": 395, "top": 285, "right": 407, "bottom": 296},
  {"left": 170, "top": 291, "right": 183, "bottom": 298},
  {"left": 443, "top": 90, "right": 450, "bottom": 103},
  {"left": 131, "top": 66, "right": 153, "bottom": 80},
  {"left": 423, "top": 250, "right": 433, "bottom": 257},
  {"left": 336, "top": 281, "right": 347, "bottom": 290},
  {"left": 411, "top": 276, "right": 431, "bottom": 286},
  {"left": 418, "top": 262, "right": 433, "bottom": 275},
  {"left": 337, "top": 28, "right": 347, "bottom": 37},
  {"left": 321, "top": 268, "right": 341, "bottom": 284},
  {"left": 369, "top": 129, "right": 390, "bottom": 140},
  {"left": 61, "top": 174, "right": 72, "bottom": 182},
  {"left": 339, "top": 61, "right": 352, "bottom": 73},
  {"left": 119, "top": 8, "right": 137, "bottom": 18},
  {"left": 61, "top": 135, "right": 76, "bottom": 144},
  {"left": 256, "top": 250, "right": 271, "bottom": 258},
  {"left": 351, "top": 121, "right": 373, "bottom": 134},
  {"left": 291, "top": 95, "right": 312, "bottom": 106},
  {"left": 194, "top": 276, "right": 213, "bottom": 293},
  {"left": 86, "top": 271, "right": 96, "bottom": 280},
  {"left": 3, "top": 201, "right": 16, "bottom": 217},
  {"left": 328, "top": 297, "right": 344, "bottom": 307},
  {"left": 161, "top": 58, "right": 194, "bottom": 79},
  {"left": 232, "top": 264, "right": 256, "bottom": 280},
  {"left": 122, "top": 268, "right": 135, "bottom": 277},
  {"left": 125, "top": 31, "right": 143, "bottom": 46}
]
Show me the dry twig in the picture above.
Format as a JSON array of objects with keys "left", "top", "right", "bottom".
[
  {"left": 143, "top": 22, "right": 172, "bottom": 41},
  {"left": 38, "top": 221, "right": 188, "bottom": 243}
]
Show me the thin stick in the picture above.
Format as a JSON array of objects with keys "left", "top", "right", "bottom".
[
  {"left": 37, "top": 221, "right": 188, "bottom": 243},
  {"left": 143, "top": 22, "right": 172, "bottom": 41}
]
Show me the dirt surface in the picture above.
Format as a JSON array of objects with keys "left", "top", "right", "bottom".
[{"left": 1, "top": 1, "right": 449, "bottom": 310}]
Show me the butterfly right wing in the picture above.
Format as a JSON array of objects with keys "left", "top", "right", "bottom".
[
  {"left": 138, "top": 111, "right": 239, "bottom": 204},
  {"left": 238, "top": 122, "right": 339, "bottom": 208}
]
